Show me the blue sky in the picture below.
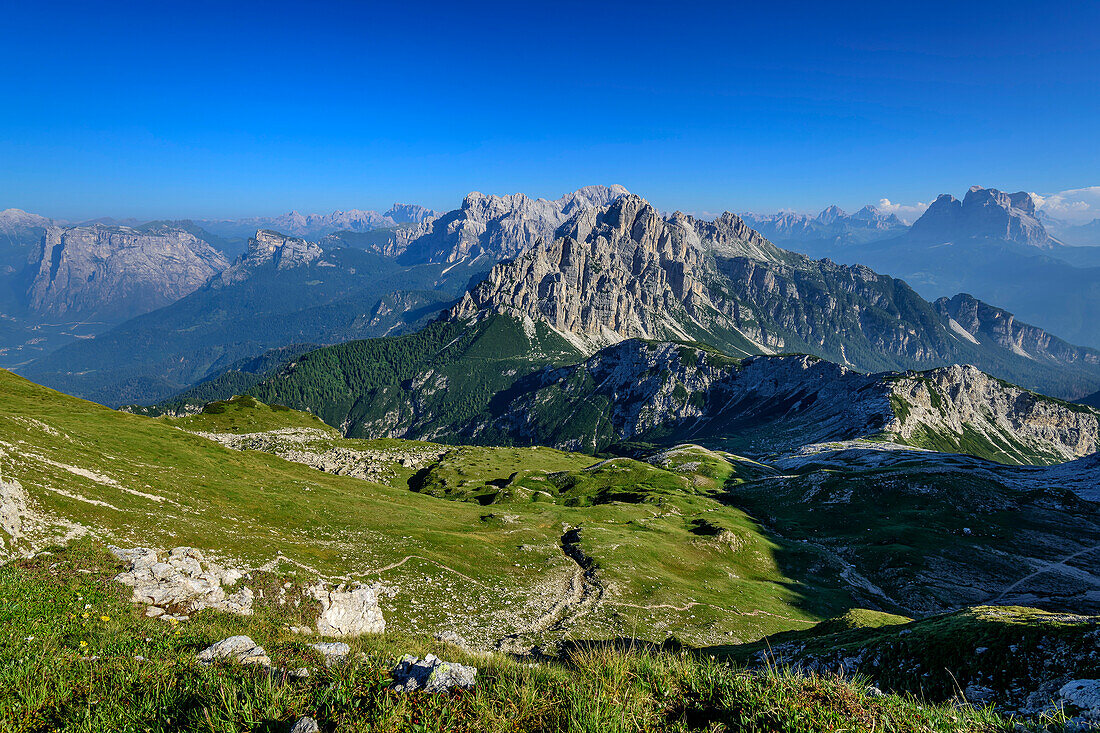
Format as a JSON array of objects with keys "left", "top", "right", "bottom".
[{"left": 2, "top": 0, "right": 1098, "bottom": 220}]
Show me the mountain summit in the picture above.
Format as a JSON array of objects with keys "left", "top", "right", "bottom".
[
  {"left": 909, "top": 186, "right": 1056, "bottom": 249},
  {"left": 447, "top": 194, "right": 1100, "bottom": 398}
]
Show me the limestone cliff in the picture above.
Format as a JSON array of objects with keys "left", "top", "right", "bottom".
[{"left": 27, "top": 224, "right": 228, "bottom": 320}]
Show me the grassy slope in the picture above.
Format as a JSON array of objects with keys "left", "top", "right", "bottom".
[
  {"left": 0, "top": 542, "right": 1017, "bottom": 733},
  {"left": 0, "top": 369, "right": 848, "bottom": 647}
]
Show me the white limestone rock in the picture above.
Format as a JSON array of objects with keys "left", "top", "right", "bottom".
[
  {"left": 310, "top": 583, "right": 385, "bottom": 637},
  {"left": 110, "top": 546, "right": 253, "bottom": 616}
]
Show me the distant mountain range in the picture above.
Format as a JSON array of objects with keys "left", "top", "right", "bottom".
[
  {"left": 6, "top": 184, "right": 1100, "bottom": 409},
  {"left": 192, "top": 203, "right": 439, "bottom": 240},
  {"left": 741, "top": 204, "right": 906, "bottom": 248},
  {"left": 774, "top": 187, "right": 1100, "bottom": 350},
  {"left": 20, "top": 229, "right": 484, "bottom": 406},
  {"left": 143, "top": 193, "right": 1100, "bottom": 462}
]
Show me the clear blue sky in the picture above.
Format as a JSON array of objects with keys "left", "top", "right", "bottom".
[{"left": 2, "top": 0, "right": 1098, "bottom": 220}]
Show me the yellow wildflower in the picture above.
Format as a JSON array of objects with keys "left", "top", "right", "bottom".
[
  {"left": 99, "top": 615, "right": 110, "bottom": 622},
  {"left": 79, "top": 641, "right": 87, "bottom": 647}
]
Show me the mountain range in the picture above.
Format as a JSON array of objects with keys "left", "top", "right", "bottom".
[
  {"left": 193, "top": 202, "right": 439, "bottom": 240},
  {"left": 5, "top": 184, "right": 1100, "bottom": 410},
  {"left": 741, "top": 204, "right": 906, "bottom": 247},
  {"left": 787, "top": 187, "right": 1100, "bottom": 350}
]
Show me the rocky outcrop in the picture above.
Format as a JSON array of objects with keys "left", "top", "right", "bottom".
[
  {"left": 909, "top": 186, "right": 1056, "bottom": 249},
  {"left": 0, "top": 470, "right": 27, "bottom": 552},
  {"left": 192, "top": 427, "right": 443, "bottom": 483},
  {"left": 390, "top": 654, "right": 477, "bottom": 693},
  {"left": 888, "top": 364, "right": 1099, "bottom": 462},
  {"left": 310, "top": 583, "right": 386, "bottom": 636},
  {"left": 289, "top": 717, "right": 320, "bottom": 733},
  {"left": 27, "top": 224, "right": 228, "bottom": 320},
  {"left": 1059, "top": 679, "right": 1100, "bottom": 723},
  {"left": 111, "top": 545, "right": 388, "bottom": 634},
  {"left": 211, "top": 230, "right": 323, "bottom": 286},
  {"left": 110, "top": 546, "right": 253, "bottom": 619}
]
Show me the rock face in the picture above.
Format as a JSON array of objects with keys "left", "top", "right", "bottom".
[
  {"left": 384, "top": 203, "right": 437, "bottom": 225},
  {"left": 196, "top": 635, "right": 270, "bottom": 666},
  {"left": 310, "top": 583, "right": 386, "bottom": 636},
  {"left": 909, "top": 186, "right": 1056, "bottom": 249},
  {"left": 212, "top": 230, "right": 323, "bottom": 286},
  {"left": 444, "top": 194, "right": 1100, "bottom": 399},
  {"left": 390, "top": 654, "right": 477, "bottom": 693},
  {"left": 110, "top": 546, "right": 253, "bottom": 617},
  {"left": 888, "top": 364, "right": 1100, "bottom": 462},
  {"left": 1058, "top": 679, "right": 1100, "bottom": 723},
  {"left": 0, "top": 469, "right": 27, "bottom": 552},
  {"left": 396, "top": 185, "right": 631, "bottom": 264},
  {"left": 27, "top": 224, "right": 228, "bottom": 320},
  {"left": 0, "top": 208, "right": 52, "bottom": 270}
]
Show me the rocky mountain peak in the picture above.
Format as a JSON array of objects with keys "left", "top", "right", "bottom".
[
  {"left": 933, "top": 293, "right": 1100, "bottom": 368},
  {"left": 851, "top": 205, "right": 904, "bottom": 228},
  {"left": 0, "top": 208, "right": 52, "bottom": 229},
  {"left": 816, "top": 205, "right": 846, "bottom": 225},
  {"left": 383, "top": 203, "right": 437, "bottom": 225},
  {"left": 213, "top": 230, "right": 322, "bottom": 286},
  {"left": 398, "top": 185, "right": 632, "bottom": 265},
  {"left": 910, "top": 186, "right": 1056, "bottom": 249}
]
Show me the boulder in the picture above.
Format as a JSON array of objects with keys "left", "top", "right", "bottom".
[
  {"left": 288, "top": 716, "right": 319, "bottom": 733},
  {"left": 1059, "top": 679, "right": 1100, "bottom": 721},
  {"left": 196, "top": 636, "right": 270, "bottom": 667},
  {"left": 110, "top": 546, "right": 253, "bottom": 616},
  {"left": 390, "top": 654, "right": 476, "bottom": 693},
  {"left": 310, "top": 583, "right": 385, "bottom": 637},
  {"left": 434, "top": 630, "right": 471, "bottom": 650}
]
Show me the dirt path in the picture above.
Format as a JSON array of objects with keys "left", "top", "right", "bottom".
[
  {"left": 988, "top": 543, "right": 1100, "bottom": 603},
  {"left": 496, "top": 526, "right": 604, "bottom": 647},
  {"left": 362, "top": 554, "right": 486, "bottom": 586}
]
